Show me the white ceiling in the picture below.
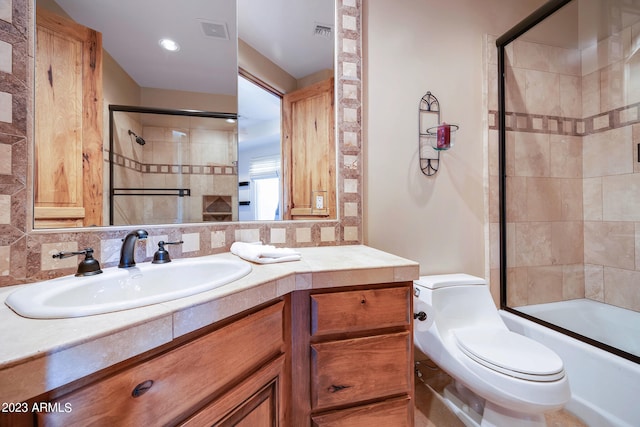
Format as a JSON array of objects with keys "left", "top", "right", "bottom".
[
  {"left": 238, "top": 0, "right": 334, "bottom": 79},
  {"left": 50, "top": 0, "right": 335, "bottom": 150},
  {"left": 52, "top": 0, "right": 335, "bottom": 96}
]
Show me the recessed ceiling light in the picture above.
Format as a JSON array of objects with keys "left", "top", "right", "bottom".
[
  {"left": 159, "top": 38, "right": 180, "bottom": 52},
  {"left": 226, "top": 118, "right": 236, "bottom": 124}
]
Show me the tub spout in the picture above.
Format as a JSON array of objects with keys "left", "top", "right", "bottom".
[{"left": 118, "top": 229, "right": 148, "bottom": 268}]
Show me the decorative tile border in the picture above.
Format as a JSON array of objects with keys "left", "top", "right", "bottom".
[
  {"left": 109, "top": 153, "right": 237, "bottom": 176},
  {"left": 489, "top": 100, "right": 640, "bottom": 136},
  {"left": 0, "top": 0, "right": 363, "bottom": 285}
]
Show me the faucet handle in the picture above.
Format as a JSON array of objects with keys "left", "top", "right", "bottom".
[
  {"left": 152, "top": 241, "right": 183, "bottom": 264},
  {"left": 53, "top": 248, "right": 103, "bottom": 277}
]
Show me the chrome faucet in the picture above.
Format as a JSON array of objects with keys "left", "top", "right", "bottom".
[{"left": 118, "top": 229, "right": 148, "bottom": 268}]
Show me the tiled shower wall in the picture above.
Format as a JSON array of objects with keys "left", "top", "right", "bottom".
[
  {"left": 501, "top": 38, "right": 585, "bottom": 307},
  {"left": 110, "top": 113, "right": 145, "bottom": 224},
  {"left": 488, "top": 20, "right": 640, "bottom": 312},
  {"left": 582, "top": 23, "right": 640, "bottom": 312},
  {"left": 0, "top": 0, "right": 363, "bottom": 286},
  {"left": 111, "top": 121, "right": 238, "bottom": 225}
]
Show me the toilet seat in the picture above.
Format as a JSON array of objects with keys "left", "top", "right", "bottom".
[{"left": 453, "top": 328, "right": 565, "bottom": 382}]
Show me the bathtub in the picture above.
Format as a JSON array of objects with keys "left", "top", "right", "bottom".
[
  {"left": 516, "top": 299, "right": 640, "bottom": 356},
  {"left": 501, "top": 301, "right": 640, "bottom": 427}
]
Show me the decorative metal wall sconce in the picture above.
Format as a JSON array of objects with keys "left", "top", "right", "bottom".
[{"left": 418, "top": 91, "right": 459, "bottom": 176}]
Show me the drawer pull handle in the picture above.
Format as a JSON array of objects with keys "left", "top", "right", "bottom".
[
  {"left": 328, "top": 384, "right": 351, "bottom": 393},
  {"left": 132, "top": 380, "right": 154, "bottom": 397}
]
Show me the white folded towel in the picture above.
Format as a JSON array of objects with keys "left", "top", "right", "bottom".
[{"left": 230, "top": 242, "right": 302, "bottom": 264}]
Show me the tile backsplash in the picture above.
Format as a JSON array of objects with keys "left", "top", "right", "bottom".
[{"left": 0, "top": 0, "right": 363, "bottom": 286}]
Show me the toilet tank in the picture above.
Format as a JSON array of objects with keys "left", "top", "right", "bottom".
[
  {"left": 414, "top": 273, "right": 485, "bottom": 289},
  {"left": 414, "top": 274, "right": 505, "bottom": 335}
]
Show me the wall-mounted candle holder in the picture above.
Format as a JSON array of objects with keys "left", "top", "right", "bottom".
[
  {"left": 425, "top": 123, "right": 459, "bottom": 151},
  {"left": 418, "top": 91, "right": 459, "bottom": 176}
]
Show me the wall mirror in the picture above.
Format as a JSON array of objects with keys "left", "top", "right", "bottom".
[{"left": 33, "top": 0, "right": 336, "bottom": 228}]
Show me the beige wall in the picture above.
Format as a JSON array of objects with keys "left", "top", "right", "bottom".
[
  {"left": 140, "top": 88, "right": 236, "bottom": 113},
  {"left": 239, "top": 39, "right": 297, "bottom": 94},
  {"left": 103, "top": 52, "right": 141, "bottom": 107},
  {"left": 363, "top": 0, "right": 546, "bottom": 287},
  {"left": 238, "top": 39, "right": 334, "bottom": 93}
]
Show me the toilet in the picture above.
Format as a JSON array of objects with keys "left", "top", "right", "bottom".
[{"left": 413, "top": 274, "right": 570, "bottom": 427}]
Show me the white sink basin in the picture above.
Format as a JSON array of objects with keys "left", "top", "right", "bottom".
[{"left": 5, "top": 257, "right": 251, "bottom": 319}]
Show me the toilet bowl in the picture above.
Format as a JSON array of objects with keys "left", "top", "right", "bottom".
[{"left": 413, "top": 274, "right": 571, "bottom": 427}]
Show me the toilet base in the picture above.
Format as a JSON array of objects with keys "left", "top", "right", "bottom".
[
  {"left": 442, "top": 384, "right": 482, "bottom": 426},
  {"left": 481, "top": 403, "right": 546, "bottom": 427},
  {"left": 442, "top": 383, "right": 547, "bottom": 427}
]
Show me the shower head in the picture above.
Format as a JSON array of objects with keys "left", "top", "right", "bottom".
[{"left": 128, "top": 130, "right": 146, "bottom": 146}]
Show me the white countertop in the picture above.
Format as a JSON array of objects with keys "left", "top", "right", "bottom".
[{"left": 0, "top": 245, "right": 418, "bottom": 402}]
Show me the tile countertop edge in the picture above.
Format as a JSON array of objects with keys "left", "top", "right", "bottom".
[{"left": 0, "top": 245, "right": 419, "bottom": 403}]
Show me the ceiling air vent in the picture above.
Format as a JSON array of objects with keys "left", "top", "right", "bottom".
[
  {"left": 199, "top": 19, "right": 229, "bottom": 40},
  {"left": 314, "top": 23, "right": 333, "bottom": 40}
]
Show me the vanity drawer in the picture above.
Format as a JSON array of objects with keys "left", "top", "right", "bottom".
[
  {"left": 310, "top": 286, "right": 410, "bottom": 336},
  {"left": 39, "top": 301, "right": 284, "bottom": 426},
  {"left": 310, "top": 331, "right": 411, "bottom": 410},
  {"left": 311, "top": 396, "right": 413, "bottom": 427}
]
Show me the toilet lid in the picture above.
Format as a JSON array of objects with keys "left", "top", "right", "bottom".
[{"left": 453, "top": 328, "right": 565, "bottom": 382}]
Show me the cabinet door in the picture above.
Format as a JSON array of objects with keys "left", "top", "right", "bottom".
[
  {"left": 179, "top": 355, "right": 285, "bottom": 427},
  {"left": 39, "top": 302, "right": 284, "bottom": 426},
  {"left": 282, "top": 78, "right": 335, "bottom": 220},
  {"left": 35, "top": 7, "right": 103, "bottom": 228},
  {"left": 311, "top": 397, "right": 413, "bottom": 427}
]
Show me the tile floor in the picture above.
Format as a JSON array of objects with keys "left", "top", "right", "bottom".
[{"left": 413, "top": 356, "right": 588, "bottom": 427}]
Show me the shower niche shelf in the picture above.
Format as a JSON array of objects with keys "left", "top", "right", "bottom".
[{"left": 203, "top": 195, "right": 233, "bottom": 222}]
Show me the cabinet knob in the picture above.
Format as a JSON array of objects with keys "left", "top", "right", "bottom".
[
  {"left": 414, "top": 311, "right": 427, "bottom": 321},
  {"left": 132, "top": 380, "right": 154, "bottom": 397}
]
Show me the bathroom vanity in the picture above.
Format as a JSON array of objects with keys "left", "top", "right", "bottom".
[{"left": 0, "top": 245, "right": 418, "bottom": 426}]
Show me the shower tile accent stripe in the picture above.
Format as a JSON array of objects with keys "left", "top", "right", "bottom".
[
  {"left": 108, "top": 152, "right": 237, "bottom": 176},
  {"left": 489, "top": 101, "right": 640, "bottom": 136}
]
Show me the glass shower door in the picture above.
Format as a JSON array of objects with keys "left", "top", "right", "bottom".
[{"left": 498, "top": 0, "right": 640, "bottom": 363}]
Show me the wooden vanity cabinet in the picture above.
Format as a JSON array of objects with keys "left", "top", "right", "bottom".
[
  {"left": 291, "top": 283, "right": 414, "bottom": 427},
  {"left": 4, "top": 282, "right": 415, "bottom": 427},
  {"left": 179, "top": 354, "right": 285, "bottom": 426},
  {"left": 37, "top": 300, "right": 287, "bottom": 427}
]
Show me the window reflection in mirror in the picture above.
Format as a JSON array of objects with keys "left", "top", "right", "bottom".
[{"left": 237, "top": 75, "right": 282, "bottom": 221}]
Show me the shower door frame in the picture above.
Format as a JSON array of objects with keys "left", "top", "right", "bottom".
[
  {"left": 108, "top": 105, "right": 237, "bottom": 225},
  {"left": 495, "top": 0, "right": 640, "bottom": 365}
]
